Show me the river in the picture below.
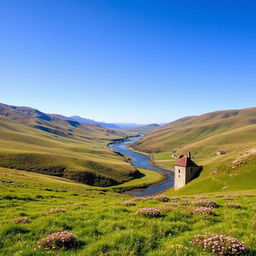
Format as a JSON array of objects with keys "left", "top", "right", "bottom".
[{"left": 109, "top": 136, "right": 174, "bottom": 197}]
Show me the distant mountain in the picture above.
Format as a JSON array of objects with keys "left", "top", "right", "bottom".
[
  {"left": 126, "top": 123, "right": 160, "bottom": 133},
  {"left": 113, "top": 123, "right": 144, "bottom": 129},
  {"left": 70, "top": 116, "right": 159, "bottom": 131},
  {"left": 70, "top": 116, "right": 120, "bottom": 129}
]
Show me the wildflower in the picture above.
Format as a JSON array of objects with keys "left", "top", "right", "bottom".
[
  {"left": 192, "top": 233, "right": 247, "bottom": 255},
  {"left": 191, "top": 199, "right": 218, "bottom": 208},
  {"left": 122, "top": 200, "right": 136, "bottom": 206},
  {"left": 169, "top": 196, "right": 180, "bottom": 201},
  {"left": 47, "top": 208, "right": 66, "bottom": 214},
  {"left": 154, "top": 195, "right": 170, "bottom": 202},
  {"left": 12, "top": 217, "right": 31, "bottom": 224},
  {"left": 37, "top": 231, "right": 78, "bottom": 250},
  {"left": 136, "top": 207, "right": 161, "bottom": 218},
  {"left": 192, "top": 207, "right": 216, "bottom": 216}
]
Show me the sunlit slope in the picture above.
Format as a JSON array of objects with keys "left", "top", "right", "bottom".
[
  {"left": 134, "top": 107, "right": 256, "bottom": 194},
  {"left": 134, "top": 107, "right": 256, "bottom": 154},
  {"left": 0, "top": 103, "right": 138, "bottom": 186}
]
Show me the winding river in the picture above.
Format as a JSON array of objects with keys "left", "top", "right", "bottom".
[{"left": 109, "top": 136, "right": 174, "bottom": 197}]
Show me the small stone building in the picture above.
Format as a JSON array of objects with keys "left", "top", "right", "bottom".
[
  {"left": 174, "top": 152, "right": 202, "bottom": 190},
  {"left": 216, "top": 151, "right": 226, "bottom": 156}
]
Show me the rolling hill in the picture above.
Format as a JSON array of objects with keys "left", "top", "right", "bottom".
[
  {"left": 134, "top": 107, "right": 256, "bottom": 194},
  {"left": 0, "top": 103, "right": 139, "bottom": 186},
  {"left": 134, "top": 107, "right": 256, "bottom": 154}
]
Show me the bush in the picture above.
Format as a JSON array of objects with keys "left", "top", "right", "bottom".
[
  {"left": 37, "top": 231, "right": 78, "bottom": 250},
  {"left": 11, "top": 217, "right": 31, "bottom": 224},
  {"left": 47, "top": 208, "right": 66, "bottom": 214},
  {"left": 122, "top": 200, "right": 136, "bottom": 206},
  {"left": 136, "top": 207, "right": 161, "bottom": 218},
  {"left": 224, "top": 203, "right": 241, "bottom": 209},
  {"left": 192, "top": 207, "right": 216, "bottom": 216},
  {"left": 191, "top": 199, "right": 218, "bottom": 208},
  {"left": 170, "top": 196, "right": 180, "bottom": 201},
  {"left": 192, "top": 234, "right": 247, "bottom": 255},
  {"left": 154, "top": 195, "right": 170, "bottom": 202}
]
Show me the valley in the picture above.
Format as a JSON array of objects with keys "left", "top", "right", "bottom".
[{"left": 0, "top": 104, "right": 256, "bottom": 255}]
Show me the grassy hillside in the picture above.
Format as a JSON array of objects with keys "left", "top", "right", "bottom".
[
  {"left": 134, "top": 107, "right": 256, "bottom": 153},
  {"left": 0, "top": 103, "right": 139, "bottom": 186},
  {"left": 0, "top": 167, "right": 255, "bottom": 256},
  {"left": 133, "top": 107, "right": 256, "bottom": 195}
]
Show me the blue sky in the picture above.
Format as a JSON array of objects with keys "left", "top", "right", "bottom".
[{"left": 0, "top": 0, "right": 255, "bottom": 123}]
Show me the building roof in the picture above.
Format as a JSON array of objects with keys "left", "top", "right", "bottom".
[{"left": 175, "top": 156, "right": 198, "bottom": 167}]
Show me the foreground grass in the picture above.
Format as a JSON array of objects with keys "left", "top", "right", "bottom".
[{"left": 0, "top": 168, "right": 256, "bottom": 256}]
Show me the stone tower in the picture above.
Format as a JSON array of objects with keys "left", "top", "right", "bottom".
[{"left": 174, "top": 152, "right": 202, "bottom": 190}]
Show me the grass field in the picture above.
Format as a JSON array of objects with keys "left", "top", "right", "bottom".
[
  {"left": 0, "top": 167, "right": 255, "bottom": 256},
  {"left": 0, "top": 103, "right": 142, "bottom": 186}
]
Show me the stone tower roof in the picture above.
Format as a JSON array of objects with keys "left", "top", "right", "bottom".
[{"left": 175, "top": 156, "right": 198, "bottom": 167}]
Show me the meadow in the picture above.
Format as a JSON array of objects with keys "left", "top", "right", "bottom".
[{"left": 0, "top": 167, "right": 255, "bottom": 256}]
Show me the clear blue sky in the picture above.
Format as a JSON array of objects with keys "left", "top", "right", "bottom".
[{"left": 0, "top": 0, "right": 255, "bottom": 123}]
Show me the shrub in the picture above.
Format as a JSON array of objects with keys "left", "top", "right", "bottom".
[
  {"left": 136, "top": 207, "right": 161, "bottom": 218},
  {"left": 180, "top": 200, "right": 191, "bottom": 205},
  {"left": 11, "top": 217, "right": 31, "bottom": 224},
  {"left": 192, "top": 207, "right": 216, "bottom": 216},
  {"left": 191, "top": 199, "right": 218, "bottom": 208},
  {"left": 154, "top": 195, "right": 170, "bottom": 202},
  {"left": 37, "top": 231, "right": 78, "bottom": 250},
  {"left": 224, "top": 203, "right": 241, "bottom": 209},
  {"left": 47, "top": 208, "right": 66, "bottom": 214},
  {"left": 158, "top": 206, "right": 175, "bottom": 214},
  {"left": 192, "top": 234, "right": 247, "bottom": 255},
  {"left": 170, "top": 196, "right": 180, "bottom": 201},
  {"left": 122, "top": 200, "right": 136, "bottom": 206}
]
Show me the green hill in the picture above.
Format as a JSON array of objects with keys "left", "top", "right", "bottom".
[
  {"left": 0, "top": 103, "right": 139, "bottom": 186},
  {"left": 134, "top": 107, "right": 256, "bottom": 194}
]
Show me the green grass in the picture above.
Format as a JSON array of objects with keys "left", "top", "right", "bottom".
[
  {"left": 0, "top": 168, "right": 256, "bottom": 256},
  {"left": 0, "top": 112, "right": 140, "bottom": 186},
  {"left": 111, "top": 168, "right": 165, "bottom": 192}
]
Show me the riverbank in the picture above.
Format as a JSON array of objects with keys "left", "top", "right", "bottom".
[{"left": 109, "top": 136, "right": 174, "bottom": 197}]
